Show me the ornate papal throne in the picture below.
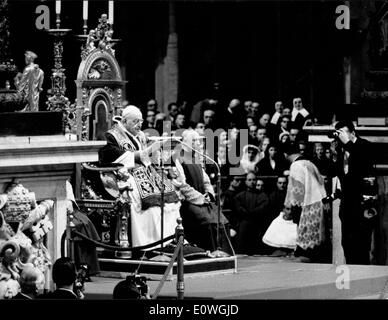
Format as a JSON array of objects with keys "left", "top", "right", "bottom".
[{"left": 73, "top": 14, "right": 131, "bottom": 259}]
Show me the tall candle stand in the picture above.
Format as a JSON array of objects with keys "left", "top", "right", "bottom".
[{"left": 46, "top": 27, "right": 73, "bottom": 131}]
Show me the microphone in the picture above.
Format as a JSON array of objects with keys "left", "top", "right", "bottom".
[
  {"left": 147, "top": 136, "right": 182, "bottom": 141},
  {"left": 177, "top": 139, "right": 220, "bottom": 173}
]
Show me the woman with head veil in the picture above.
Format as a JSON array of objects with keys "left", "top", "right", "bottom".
[{"left": 239, "top": 144, "right": 261, "bottom": 173}]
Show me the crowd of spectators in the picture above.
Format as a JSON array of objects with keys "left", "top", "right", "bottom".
[{"left": 135, "top": 96, "right": 337, "bottom": 261}]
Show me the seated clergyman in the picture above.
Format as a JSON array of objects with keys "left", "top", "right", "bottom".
[
  {"left": 171, "top": 129, "right": 230, "bottom": 253},
  {"left": 99, "top": 105, "right": 181, "bottom": 248}
]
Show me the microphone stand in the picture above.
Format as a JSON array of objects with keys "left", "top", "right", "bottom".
[
  {"left": 158, "top": 143, "right": 170, "bottom": 261},
  {"left": 176, "top": 138, "right": 230, "bottom": 258},
  {"left": 150, "top": 138, "right": 176, "bottom": 262}
]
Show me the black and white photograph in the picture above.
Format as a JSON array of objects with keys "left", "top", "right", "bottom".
[{"left": 0, "top": 0, "right": 388, "bottom": 310}]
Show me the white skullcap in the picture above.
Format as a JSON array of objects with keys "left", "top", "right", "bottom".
[
  {"left": 181, "top": 129, "right": 204, "bottom": 146},
  {"left": 182, "top": 129, "right": 200, "bottom": 141},
  {"left": 122, "top": 105, "right": 142, "bottom": 120}
]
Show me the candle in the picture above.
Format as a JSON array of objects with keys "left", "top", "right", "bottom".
[
  {"left": 108, "top": 1, "right": 114, "bottom": 24},
  {"left": 83, "top": 1, "right": 88, "bottom": 20},
  {"left": 55, "top": 1, "right": 61, "bottom": 14}
]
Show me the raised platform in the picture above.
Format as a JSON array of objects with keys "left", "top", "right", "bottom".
[
  {"left": 98, "top": 255, "right": 237, "bottom": 279},
  {"left": 84, "top": 256, "right": 388, "bottom": 299}
]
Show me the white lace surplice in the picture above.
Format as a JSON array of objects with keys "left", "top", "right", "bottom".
[{"left": 284, "top": 160, "right": 326, "bottom": 250}]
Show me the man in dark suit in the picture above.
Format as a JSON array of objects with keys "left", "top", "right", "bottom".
[
  {"left": 38, "top": 257, "right": 79, "bottom": 299},
  {"left": 221, "top": 98, "right": 246, "bottom": 130},
  {"left": 189, "top": 98, "right": 218, "bottom": 125},
  {"left": 235, "top": 171, "right": 270, "bottom": 255},
  {"left": 334, "top": 120, "right": 375, "bottom": 265},
  {"left": 268, "top": 176, "right": 288, "bottom": 223}
]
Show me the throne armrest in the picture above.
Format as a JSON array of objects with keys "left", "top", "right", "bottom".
[
  {"left": 81, "top": 162, "right": 127, "bottom": 200},
  {"left": 76, "top": 199, "right": 116, "bottom": 210},
  {"left": 82, "top": 162, "right": 124, "bottom": 173}
]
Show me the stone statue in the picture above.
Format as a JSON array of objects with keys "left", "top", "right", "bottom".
[
  {"left": 86, "top": 29, "right": 97, "bottom": 51},
  {"left": 0, "top": 183, "right": 53, "bottom": 299},
  {"left": 81, "top": 14, "right": 116, "bottom": 60},
  {"left": 96, "top": 14, "right": 111, "bottom": 41},
  {"left": 103, "top": 29, "right": 115, "bottom": 54},
  {"left": 96, "top": 14, "right": 114, "bottom": 54},
  {"left": 17, "top": 51, "right": 44, "bottom": 112}
]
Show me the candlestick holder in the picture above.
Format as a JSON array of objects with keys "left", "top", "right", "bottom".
[
  {"left": 46, "top": 28, "right": 72, "bottom": 130},
  {"left": 56, "top": 13, "right": 61, "bottom": 29},
  {"left": 83, "top": 19, "right": 88, "bottom": 35}
]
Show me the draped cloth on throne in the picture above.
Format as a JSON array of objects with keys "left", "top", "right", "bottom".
[{"left": 99, "top": 119, "right": 181, "bottom": 248}]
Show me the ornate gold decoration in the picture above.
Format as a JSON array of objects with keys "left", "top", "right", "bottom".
[
  {"left": 81, "top": 87, "right": 91, "bottom": 106},
  {"left": 80, "top": 163, "right": 132, "bottom": 255},
  {"left": 81, "top": 106, "right": 91, "bottom": 141},
  {"left": 104, "top": 86, "right": 115, "bottom": 106},
  {"left": 81, "top": 13, "right": 116, "bottom": 60},
  {"left": 0, "top": 182, "right": 54, "bottom": 298},
  {"left": 76, "top": 13, "right": 125, "bottom": 142},
  {"left": 46, "top": 31, "right": 71, "bottom": 113},
  {"left": 79, "top": 49, "right": 122, "bottom": 81},
  {"left": 87, "top": 59, "right": 113, "bottom": 80},
  {"left": 1, "top": 182, "right": 36, "bottom": 225},
  {"left": 64, "top": 101, "right": 78, "bottom": 135},
  {"left": 46, "top": 28, "right": 72, "bottom": 134},
  {"left": 0, "top": 1, "right": 26, "bottom": 112}
]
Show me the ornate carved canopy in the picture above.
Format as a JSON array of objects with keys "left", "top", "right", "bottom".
[{"left": 75, "top": 15, "right": 127, "bottom": 141}]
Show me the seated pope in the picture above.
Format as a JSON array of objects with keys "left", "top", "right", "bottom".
[{"left": 99, "top": 105, "right": 181, "bottom": 248}]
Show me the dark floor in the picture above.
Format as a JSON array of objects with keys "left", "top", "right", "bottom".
[{"left": 82, "top": 256, "right": 388, "bottom": 299}]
